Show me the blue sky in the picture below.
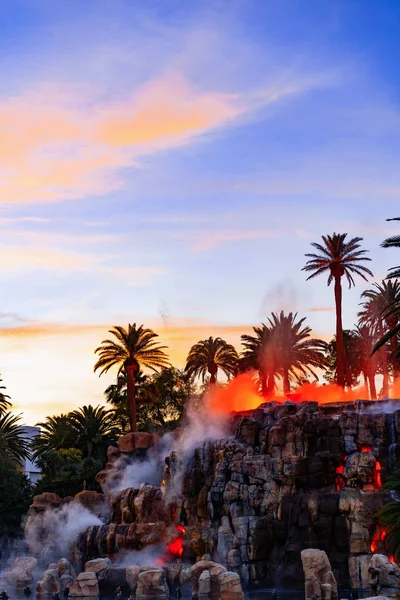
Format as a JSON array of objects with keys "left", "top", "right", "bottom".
[{"left": 0, "top": 0, "right": 399, "bottom": 422}]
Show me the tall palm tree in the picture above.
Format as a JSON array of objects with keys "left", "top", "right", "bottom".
[
  {"left": 353, "top": 325, "right": 378, "bottom": 399},
  {"left": 0, "top": 375, "right": 11, "bottom": 414},
  {"left": 240, "top": 324, "right": 277, "bottom": 396},
  {"left": 94, "top": 324, "right": 169, "bottom": 432},
  {"left": 302, "top": 233, "right": 373, "bottom": 388},
  {"left": 267, "top": 311, "right": 327, "bottom": 394},
  {"left": 185, "top": 337, "right": 238, "bottom": 384},
  {"left": 0, "top": 411, "right": 30, "bottom": 464},
  {"left": 359, "top": 280, "right": 400, "bottom": 388}
]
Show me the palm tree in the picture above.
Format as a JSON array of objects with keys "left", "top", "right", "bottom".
[
  {"left": 267, "top": 311, "right": 327, "bottom": 394},
  {"left": 0, "top": 375, "right": 11, "bottom": 414},
  {"left": 68, "top": 406, "right": 119, "bottom": 460},
  {"left": 302, "top": 233, "right": 373, "bottom": 388},
  {"left": 0, "top": 411, "right": 30, "bottom": 464},
  {"left": 353, "top": 325, "right": 378, "bottom": 399},
  {"left": 240, "top": 324, "right": 277, "bottom": 396},
  {"left": 185, "top": 337, "right": 238, "bottom": 384},
  {"left": 31, "top": 414, "right": 75, "bottom": 458},
  {"left": 94, "top": 324, "right": 169, "bottom": 432},
  {"left": 381, "top": 217, "right": 400, "bottom": 279},
  {"left": 359, "top": 280, "right": 400, "bottom": 389},
  {"left": 33, "top": 407, "right": 118, "bottom": 462}
]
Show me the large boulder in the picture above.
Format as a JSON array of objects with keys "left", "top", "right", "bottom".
[
  {"left": 69, "top": 572, "right": 99, "bottom": 597},
  {"left": 74, "top": 491, "right": 104, "bottom": 513},
  {"left": 36, "top": 569, "right": 60, "bottom": 595},
  {"left": 85, "top": 558, "right": 111, "bottom": 577},
  {"left": 136, "top": 568, "right": 169, "bottom": 599},
  {"left": 126, "top": 566, "right": 140, "bottom": 592},
  {"left": 118, "top": 432, "right": 153, "bottom": 453},
  {"left": 2, "top": 557, "right": 38, "bottom": 588},
  {"left": 301, "top": 549, "right": 338, "bottom": 600},
  {"left": 368, "top": 554, "right": 400, "bottom": 597},
  {"left": 217, "top": 571, "right": 245, "bottom": 600}
]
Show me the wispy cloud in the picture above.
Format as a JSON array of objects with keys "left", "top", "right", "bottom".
[
  {"left": 176, "top": 228, "right": 279, "bottom": 252},
  {"left": 0, "top": 64, "right": 334, "bottom": 205}
]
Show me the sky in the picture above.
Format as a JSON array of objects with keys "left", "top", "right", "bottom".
[{"left": 0, "top": 0, "right": 400, "bottom": 424}]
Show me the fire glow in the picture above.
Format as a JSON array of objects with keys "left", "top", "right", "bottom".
[
  {"left": 335, "top": 450, "right": 382, "bottom": 492},
  {"left": 207, "top": 373, "right": 378, "bottom": 416},
  {"left": 168, "top": 524, "right": 185, "bottom": 557}
]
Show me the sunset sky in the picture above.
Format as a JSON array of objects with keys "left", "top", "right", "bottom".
[{"left": 1, "top": 0, "right": 400, "bottom": 423}]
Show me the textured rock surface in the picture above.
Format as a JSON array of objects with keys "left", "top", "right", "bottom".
[
  {"left": 36, "top": 558, "right": 76, "bottom": 596},
  {"left": 69, "top": 572, "right": 99, "bottom": 597},
  {"left": 301, "top": 548, "right": 338, "bottom": 600},
  {"left": 75, "top": 400, "right": 400, "bottom": 591},
  {"left": 136, "top": 568, "right": 169, "bottom": 599},
  {"left": 1, "top": 557, "right": 38, "bottom": 588},
  {"left": 368, "top": 554, "right": 400, "bottom": 597}
]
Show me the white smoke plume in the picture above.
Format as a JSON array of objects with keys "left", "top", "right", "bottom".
[
  {"left": 26, "top": 501, "right": 102, "bottom": 562},
  {"left": 115, "top": 545, "right": 165, "bottom": 567},
  {"left": 108, "top": 394, "right": 231, "bottom": 499}
]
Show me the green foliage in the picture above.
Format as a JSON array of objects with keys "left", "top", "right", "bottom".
[
  {"left": 378, "top": 471, "right": 400, "bottom": 561},
  {"left": 0, "top": 411, "right": 30, "bottom": 464},
  {"left": 105, "top": 367, "right": 196, "bottom": 433},
  {"left": 33, "top": 405, "right": 119, "bottom": 462},
  {"left": 34, "top": 448, "right": 102, "bottom": 498},
  {"left": 324, "top": 330, "right": 363, "bottom": 387},
  {"left": 0, "top": 374, "right": 11, "bottom": 413},
  {"left": 0, "top": 455, "right": 32, "bottom": 537}
]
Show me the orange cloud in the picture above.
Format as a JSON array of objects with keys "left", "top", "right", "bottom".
[{"left": 0, "top": 74, "right": 244, "bottom": 204}]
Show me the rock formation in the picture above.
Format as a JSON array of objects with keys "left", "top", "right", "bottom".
[
  {"left": 301, "top": 548, "right": 338, "bottom": 600},
  {"left": 368, "top": 554, "right": 400, "bottom": 597}
]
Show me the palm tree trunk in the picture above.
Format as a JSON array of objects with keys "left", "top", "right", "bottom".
[
  {"left": 283, "top": 369, "right": 290, "bottom": 394},
  {"left": 266, "top": 373, "right": 275, "bottom": 396},
  {"left": 126, "top": 365, "right": 137, "bottom": 432},
  {"left": 379, "top": 321, "right": 390, "bottom": 396},
  {"left": 368, "top": 372, "right": 377, "bottom": 399},
  {"left": 334, "top": 274, "right": 345, "bottom": 388},
  {"left": 210, "top": 373, "right": 216, "bottom": 385},
  {"left": 260, "top": 375, "right": 268, "bottom": 397}
]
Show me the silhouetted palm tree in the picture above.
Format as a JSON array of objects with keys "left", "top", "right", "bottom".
[
  {"left": 359, "top": 280, "right": 400, "bottom": 389},
  {"left": 302, "top": 233, "right": 373, "bottom": 387},
  {"left": 185, "top": 337, "right": 238, "bottom": 384},
  {"left": 267, "top": 311, "right": 327, "bottom": 394},
  {"left": 353, "top": 325, "right": 378, "bottom": 399},
  {"left": 68, "top": 405, "right": 119, "bottom": 460},
  {"left": 240, "top": 324, "right": 277, "bottom": 396},
  {"left": 381, "top": 217, "right": 400, "bottom": 279},
  {"left": 0, "top": 412, "right": 30, "bottom": 464},
  {"left": 0, "top": 375, "right": 11, "bottom": 414},
  {"left": 94, "top": 324, "right": 169, "bottom": 432}
]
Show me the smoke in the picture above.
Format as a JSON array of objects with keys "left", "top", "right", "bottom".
[
  {"left": 108, "top": 395, "right": 232, "bottom": 501},
  {"left": 26, "top": 501, "right": 102, "bottom": 562},
  {"left": 116, "top": 545, "right": 165, "bottom": 567},
  {"left": 114, "top": 434, "right": 174, "bottom": 491}
]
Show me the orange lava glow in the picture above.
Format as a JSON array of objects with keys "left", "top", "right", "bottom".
[
  {"left": 284, "top": 381, "right": 369, "bottom": 404},
  {"left": 375, "top": 461, "right": 382, "bottom": 488},
  {"left": 370, "top": 527, "right": 387, "bottom": 553},
  {"left": 361, "top": 446, "right": 373, "bottom": 453},
  {"left": 168, "top": 524, "right": 185, "bottom": 558},
  {"left": 208, "top": 372, "right": 262, "bottom": 414}
]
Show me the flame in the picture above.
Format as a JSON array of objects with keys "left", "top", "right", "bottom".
[
  {"left": 285, "top": 381, "right": 369, "bottom": 404},
  {"left": 335, "top": 463, "right": 345, "bottom": 491},
  {"left": 168, "top": 524, "right": 185, "bottom": 557},
  {"left": 208, "top": 372, "right": 262, "bottom": 414},
  {"left": 161, "top": 479, "right": 166, "bottom": 486},
  {"left": 375, "top": 461, "right": 382, "bottom": 488},
  {"left": 361, "top": 446, "right": 373, "bottom": 453}
]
